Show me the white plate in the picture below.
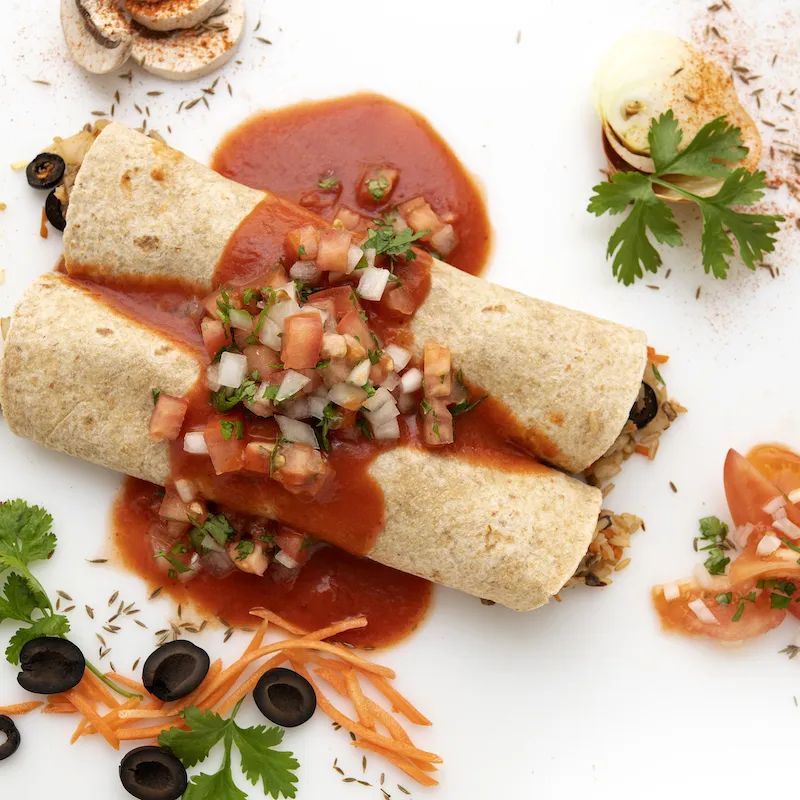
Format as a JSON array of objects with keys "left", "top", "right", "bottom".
[{"left": 2, "top": 0, "right": 800, "bottom": 797}]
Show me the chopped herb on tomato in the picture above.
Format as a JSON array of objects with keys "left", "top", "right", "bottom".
[
  {"left": 771, "top": 593, "right": 792, "bottom": 609},
  {"left": 732, "top": 600, "right": 746, "bottom": 622},
  {"left": 155, "top": 551, "right": 192, "bottom": 575},
  {"left": 220, "top": 420, "right": 244, "bottom": 441},
  {"left": 420, "top": 399, "right": 432, "bottom": 415},
  {"left": 235, "top": 541, "right": 255, "bottom": 561},
  {"left": 152, "top": 388, "right": 162, "bottom": 405},
  {"left": 366, "top": 174, "right": 390, "bottom": 201},
  {"left": 355, "top": 414, "right": 373, "bottom": 440},
  {"left": 315, "top": 404, "right": 341, "bottom": 453},
  {"left": 362, "top": 217, "right": 429, "bottom": 262},
  {"left": 367, "top": 349, "right": 382, "bottom": 365},
  {"left": 716, "top": 592, "right": 732, "bottom": 605},
  {"left": 243, "top": 288, "right": 256, "bottom": 306},
  {"left": 298, "top": 244, "right": 306, "bottom": 256},
  {"left": 451, "top": 394, "right": 489, "bottom": 417},
  {"left": 318, "top": 176, "right": 339, "bottom": 189}
]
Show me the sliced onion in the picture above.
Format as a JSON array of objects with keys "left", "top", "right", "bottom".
[
  {"left": 268, "top": 298, "right": 302, "bottom": 330},
  {"left": 218, "top": 351, "right": 248, "bottom": 389},
  {"left": 364, "top": 247, "right": 376, "bottom": 268},
  {"left": 328, "top": 382, "right": 367, "bottom": 410},
  {"left": 388, "top": 212, "right": 407, "bottom": 233},
  {"left": 206, "top": 364, "right": 221, "bottom": 392},
  {"left": 763, "top": 495, "right": 787, "bottom": 515},
  {"left": 201, "top": 533, "right": 225, "bottom": 553},
  {"left": 183, "top": 431, "right": 208, "bottom": 454},
  {"left": 347, "top": 359, "right": 371, "bottom": 386},
  {"left": 382, "top": 372, "right": 400, "bottom": 392},
  {"left": 397, "top": 392, "right": 417, "bottom": 414},
  {"left": 731, "top": 522, "right": 754, "bottom": 549},
  {"left": 275, "top": 415, "right": 319, "bottom": 449},
  {"left": 788, "top": 489, "right": 800, "bottom": 504},
  {"left": 229, "top": 308, "right": 253, "bottom": 332},
  {"left": 307, "top": 395, "right": 328, "bottom": 420},
  {"left": 363, "top": 401, "right": 400, "bottom": 429},
  {"left": 274, "top": 550, "right": 300, "bottom": 570},
  {"left": 276, "top": 369, "right": 311, "bottom": 402},
  {"left": 429, "top": 224, "right": 458, "bottom": 257},
  {"left": 688, "top": 598, "right": 719, "bottom": 625},
  {"left": 662, "top": 582, "right": 680, "bottom": 601},
  {"left": 289, "top": 260, "right": 321, "bottom": 284},
  {"left": 773, "top": 517, "right": 800, "bottom": 540},
  {"left": 384, "top": 344, "right": 411, "bottom": 372},
  {"left": 373, "top": 418, "right": 400, "bottom": 440},
  {"left": 347, "top": 245, "right": 364, "bottom": 273},
  {"left": 773, "top": 507, "right": 788, "bottom": 521},
  {"left": 362, "top": 386, "right": 394, "bottom": 412},
  {"left": 304, "top": 305, "right": 330, "bottom": 329},
  {"left": 757, "top": 533, "right": 782, "bottom": 555},
  {"left": 174, "top": 479, "right": 197, "bottom": 503},
  {"left": 400, "top": 367, "right": 423, "bottom": 394},
  {"left": 258, "top": 318, "right": 283, "bottom": 351},
  {"left": 280, "top": 397, "right": 309, "bottom": 420},
  {"left": 357, "top": 267, "right": 390, "bottom": 301}
]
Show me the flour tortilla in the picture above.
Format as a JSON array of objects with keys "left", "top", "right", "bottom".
[
  {"left": 0, "top": 273, "right": 602, "bottom": 611},
  {"left": 64, "top": 122, "right": 647, "bottom": 473}
]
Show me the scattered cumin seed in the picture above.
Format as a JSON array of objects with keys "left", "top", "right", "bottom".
[
  {"left": 398, "top": 786, "right": 410, "bottom": 795},
  {"left": 334, "top": 767, "right": 344, "bottom": 775},
  {"left": 217, "top": 616, "right": 230, "bottom": 627},
  {"left": 135, "top": 619, "right": 148, "bottom": 629},
  {"left": 646, "top": 284, "right": 659, "bottom": 290},
  {"left": 147, "top": 91, "right": 162, "bottom": 96},
  {"left": 696, "top": 286, "right": 701, "bottom": 300},
  {"left": 56, "top": 598, "right": 61, "bottom": 611},
  {"left": 202, "top": 87, "right": 215, "bottom": 95},
  {"left": 254, "top": 18, "right": 261, "bottom": 31},
  {"left": 240, "top": 627, "right": 254, "bottom": 633},
  {"left": 114, "top": 89, "right": 120, "bottom": 103},
  {"left": 183, "top": 626, "right": 200, "bottom": 634},
  {"left": 132, "top": 658, "right": 140, "bottom": 671},
  {"left": 362, "top": 755, "right": 367, "bottom": 773},
  {"left": 708, "top": 2, "right": 721, "bottom": 9},
  {"left": 134, "top": 103, "right": 142, "bottom": 113},
  {"left": 100, "top": 647, "right": 111, "bottom": 659},
  {"left": 381, "top": 773, "right": 385, "bottom": 786},
  {"left": 86, "top": 606, "right": 94, "bottom": 619},
  {"left": 111, "top": 104, "right": 115, "bottom": 117},
  {"left": 332, "top": 722, "right": 342, "bottom": 730},
  {"left": 343, "top": 777, "right": 356, "bottom": 783},
  {"left": 684, "top": 94, "right": 696, "bottom": 103},
  {"left": 155, "top": 629, "right": 168, "bottom": 636},
  {"left": 57, "top": 590, "right": 73, "bottom": 601},
  {"left": 256, "top": 37, "right": 272, "bottom": 44},
  {"left": 227, "top": 82, "right": 233, "bottom": 96},
  {"left": 710, "top": 26, "right": 725, "bottom": 41},
  {"left": 202, "top": 96, "right": 210, "bottom": 109},
  {"left": 349, "top": 731, "right": 357, "bottom": 742},
  {"left": 33, "top": 79, "right": 51, "bottom": 85},
  {"left": 109, "top": 591, "right": 119, "bottom": 606},
  {"left": 167, "top": 125, "right": 172, "bottom": 134},
  {"left": 382, "top": 792, "right": 391, "bottom": 800},
  {"left": 224, "top": 628, "right": 234, "bottom": 643},
  {"left": 63, "top": 606, "right": 75, "bottom": 613},
  {"left": 198, "top": 620, "right": 208, "bottom": 632},
  {"left": 88, "top": 558, "right": 107, "bottom": 564},
  {"left": 185, "top": 98, "right": 201, "bottom": 110},
  {"left": 670, "top": 481, "right": 678, "bottom": 493},
  {"left": 96, "top": 634, "right": 106, "bottom": 646},
  {"left": 177, "top": 604, "right": 182, "bottom": 619},
  {"left": 149, "top": 587, "right": 163, "bottom": 600},
  {"left": 358, "top": 781, "right": 371, "bottom": 787},
  {"left": 177, "top": 101, "right": 185, "bottom": 113},
  {"left": 142, "top": 119, "right": 147, "bottom": 133},
  {"left": 119, "top": 70, "right": 132, "bottom": 81},
  {"left": 110, "top": 662, "right": 116, "bottom": 672},
  {"left": 91, "top": 110, "right": 106, "bottom": 116}
]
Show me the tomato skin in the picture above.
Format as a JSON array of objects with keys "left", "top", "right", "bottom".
[
  {"left": 204, "top": 414, "right": 246, "bottom": 475},
  {"left": 725, "top": 449, "right": 784, "bottom": 527},
  {"left": 316, "top": 229, "right": 352, "bottom": 272},
  {"left": 275, "top": 528, "right": 311, "bottom": 566}
]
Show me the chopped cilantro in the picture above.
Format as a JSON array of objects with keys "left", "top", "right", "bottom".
[
  {"left": 220, "top": 420, "right": 244, "bottom": 441},
  {"left": 315, "top": 359, "right": 331, "bottom": 370},
  {"left": 155, "top": 551, "right": 192, "bottom": 576},
  {"left": 152, "top": 388, "right": 162, "bottom": 405},
  {"left": 771, "top": 593, "right": 792, "bottom": 610},
  {"left": 298, "top": 244, "right": 306, "bottom": 257},
  {"left": 212, "top": 378, "right": 258, "bottom": 412},
  {"left": 432, "top": 422, "right": 441, "bottom": 439},
  {"left": 697, "top": 516, "right": 731, "bottom": 576},
  {"left": 420, "top": 399, "right": 432, "bottom": 415},
  {"left": 295, "top": 281, "right": 313, "bottom": 304},
  {"left": 366, "top": 174, "right": 390, "bottom": 201},
  {"left": 732, "top": 600, "right": 746, "bottom": 622},
  {"left": 451, "top": 394, "right": 489, "bottom": 417},
  {"left": 355, "top": 414, "right": 373, "bottom": 440},
  {"left": 652, "top": 363, "right": 666, "bottom": 387},
  {"left": 715, "top": 592, "right": 732, "bottom": 605},
  {"left": 235, "top": 541, "right": 255, "bottom": 561},
  {"left": 188, "top": 513, "right": 236, "bottom": 548},
  {"left": 242, "top": 288, "right": 256, "bottom": 306},
  {"left": 362, "top": 217, "right": 429, "bottom": 262},
  {"left": 315, "top": 404, "right": 341, "bottom": 453},
  {"left": 367, "top": 349, "right": 382, "bottom": 365},
  {"left": 261, "top": 385, "right": 279, "bottom": 401},
  {"left": 318, "top": 176, "right": 340, "bottom": 189},
  {"left": 362, "top": 381, "right": 376, "bottom": 398}
]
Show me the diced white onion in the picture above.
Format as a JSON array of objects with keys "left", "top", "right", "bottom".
[
  {"left": 400, "top": 367, "right": 423, "bottom": 394},
  {"left": 373, "top": 418, "right": 401, "bottom": 440},
  {"left": 762, "top": 495, "right": 787, "bottom": 515},
  {"left": 773, "top": 517, "right": 800, "bottom": 540},
  {"left": 364, "top": 247, "right": 376, "bottom": 269},
  {"left": 201, "top": 534, "right": 225, "bottom": 553},
  {"left": 279, "top": 281, "right": 299, "bottom": 303},
  {"left": 429, "top": 223, "right": 458, "bottom": 257},
  {"left": 304, "top": 305, "right": 330, "bottom": 328},
  {"left": 688, "top": 598, "right": 719, "bottom": 625},
  {"left": 183, "top": 431, "right": 208, "bottom": 454},
  {"left": 269, "top": 298, "right": 302, "bottom": 330},
  {"left": 229, "top": 308, "right": 253, "bottom": 332},
  {"left": 289, "top": 260, "right": 321, "bottom": 284},
  {"left": 347, "top": 245, "right": 365, "bottom": 273},
  {"left": 357, "top": 266, "right": 390, "bottom": 301},
  {"left": 218, "top": 351, "right": 248, "bottom": 389},
  {"left": 274, "top": 550, "right": 300, "bottom": 570},
  {"left": 384, "top": 344, "right": 411, "bottom": 372},
  {"left": 789, "top": 489, "right": 800, "bottom": 504},
  {"left": 389, "top": 212, "right": 407, "bottom": 233},
  {"left": 397, "top": 392, "right": 417, "bottom": 414},
  {"left": 731, "top": 522, "right": 754, "bottom": 549},
  {"left": 175, "top": 479, "right": 197, "bottom": 503},
  {"left": 258, "top": 318, "right": 283, "bottom": 350},
  {"left": 275, "top": 415, "right": 319, "bottom": 449},
  {"left": 382, "top": 372, "right": 400, "bottom": 392},
  {"left": 662, "top": 582, "right": 680, "bottom": 601},
  {"left": 280, "top": 397, "right": 309, "bottom": 420},
  {"left": 757, "top": 533, "right": 782, "bottom": 556},
  {"left": 206, "top": 364, "right": 221, "bottom": 392},
  {"left": 276, "top": 369, "right": 311, "bottom": 402},
  {"left": 362, "top": 386, "right": 394, "bottom": 412},
  {"left": 363, "top": 401, "right": 400, "bottom": 429},
  {"left": 328, "top": 382, "right": 367, "bottom": 409},
  {"left": 307, "top": 395, "right": 328, "bottom": 420},
  {"left": 773, "top": 506, "right": 788, "bottom": 521},
  {"left": 692, "top": 564, "right": 728, "bottom": 589},
  {"left": 178, "top": 553, "right": 201, "bottom": 583},
  {"left": 347, "top": 359, "right": 371, "bottom": 386}
]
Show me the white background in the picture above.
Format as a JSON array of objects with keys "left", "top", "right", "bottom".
[{"left": 2, "top": 0, "right": 800, "bottom": 798}]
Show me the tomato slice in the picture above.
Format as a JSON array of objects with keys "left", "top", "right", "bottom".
[
  {"left": 747, "top": 443, "right": 800, "bottom": 494},
  {"left": 652, "top": 581, "right": 786, "bottom": 641},
  {"left": 725, "top": 449, "right": 786, "bottom": 527},
  {"left": 275, "top": 527, "right": 311, "bottom": 566}
]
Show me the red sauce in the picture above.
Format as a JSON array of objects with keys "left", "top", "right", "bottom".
[
  {"left": 212, "top": 93, "right": 491, "bottom": 277},
  {"left": 114, "top": 478, "right": 431, "bottom": 648}
]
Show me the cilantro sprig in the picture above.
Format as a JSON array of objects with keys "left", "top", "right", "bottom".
[
  {"left": 695, "top": 515, "right": 731, "bottom": 576},
  {"left": 362, "top": 216, "right": 429, "bottom": 262},
  {"left": 589, "top": 111, "right": 784, "bottom": 285},
  {"left": 159, "top": 702, "right": 300, "bottom": 800}
]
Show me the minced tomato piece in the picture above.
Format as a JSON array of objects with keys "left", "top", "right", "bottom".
[
  {"left": 275, "top": 527, "right": 311, "bottom": 566},
  {"left": 150, "top": 395, "right": 188, "bottom": 442},
  {"left": 422, "top": 400, "right": 453, "bottom": 446},
  {"left": 204, "top": 414, "right": 246, "bottom": 475},
  {"left": 243, "top": 345, "right": 280, "bottom": 379},
  {"left": 201, "top": 318, "right": 233, "bottom": 359},
  {"left": 337, "top": 309, "right": 372, "bottom": 348},
  {"left": 273, "top": 443, "right": 328, "bottom": 497},
  {"left": 357, "top": 166, "right": 399, "bottom": 206},
  {"left": 158, "top": 488, "right": 189, "bottom": 523},
  {"left": 282, "top": 312, "right": 324, "bottom": 370},
  {"left": 333, "top": 205, "right": 370, "bottom": 232},
  {"left": 243, "top": 441, "right": 274, "bottom": 474},
  {"left": 423, "top": 343, "right": 451, "bottom": 399},
  {"left": 316, "top": 229, "right": 352, "bottom": 272},
  {"left": 398, "top": 196, "right": 445, "bottom": 235},
  {"left": 381, "top": 284, "right": 416, "bottom": 317},
  {"left": 286, "top": 224, "right": 320, "bottom": 261},
  {"left": 308, "top": 286, "right": 361, "bottom": 320}
]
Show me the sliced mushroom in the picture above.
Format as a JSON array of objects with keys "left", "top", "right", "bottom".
[
  {"left": 126, "top": 0, "right": 227, "bottom": 32},
  {"left": 131, "top": 0, "right": 245, "bottom": 82},
  {"left": 60, "top": 0, "right": 134, "bottom": 75}
]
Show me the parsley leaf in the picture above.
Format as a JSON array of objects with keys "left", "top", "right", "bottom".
[
  {"left": 696, "top": 516, "right": 731, "bottom": 576},
  {"left": 161, "top": 707, "right": 228, "bottom": 767},
  {"left": 451, "top": 394, "right": 489, "bottom": 417},
  {"left": 771, "top": 592, "right": 792, "bottom": 610},
  {"left": 234, "top": 724, "right": 299, "bottom": 798},
  {"left": 715, "top": 592, "right": 732, "bottom": 606},
  {"left": 188, "top": 513, "right": 236, "bottom": 548},
  {"left": 366, "top": 175, "right": 390, "bottom": 201},
  {"left": 220, "top": 420, "right": 244, "bottom": 441},
  {"left": 212, "top": 378, "right": 258, "bottom": 413},
  {"left": 6, "top": 613, "right": 70, "bottom": 665},
  {"left": 589, "top": 111, "right": 783, "bottom": 284},
  {"left": 155, "top": 551, "right": 193, "bottom": 576},
  {"left": 0, "top": 573, "right": 38, "bottom": 623}
]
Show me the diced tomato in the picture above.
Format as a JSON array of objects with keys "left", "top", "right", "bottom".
[
  {"left": 274, "top": 527, "right": 311, "bottom": 566},
  {"left": 286, "top": 224, "right": 320, "bottom": 261},
  {"left": 256, "top": 264, "right": 290, "bottom": 290},
  {"left": 201, "top": 318, "right": 233, "bottom": 359},
  {"left": 202, "top": 289, "right": 242, "bottom": 319},
  {"left": 381, "top": 284, "right": 416, "bottom": 317},
  {"left": 333, "top": 205, "right": 370, "bottom": 232},
  {"left": 296, "top": 369, "right": 323, "bottom": 395},
  {"left": 369, "top": 352, "right": 394, "bottom": 385},
  {"left": 398, "top": 196, "right": 445, "bottom": 235},
  {"left": 357, "top": 165, "right": 399, "bottom": 206},
  {"left": 652, "top": 581, "right": 786, "bottom": 641},
  {"left": 273, "top": 443, "right": 329, "bottom": 499},
  {"left": 158, "top": 488, "right": 189, "bottom": 523},
  {"left": 204, "top": 414, "right": 246, "bottom": 475},
  {"left": 243, "top": 345, "right": 280, "bottom": 379},
  {"left": 306, "top": 298, "right": 337, "bottom": 331},
  {"left": 247, "top": 418, "right": 281, "bottom": 441},
  {"left": 422, "top": 400, "right": 454, "bottom": 446},
  {"left": 165, "top": 521, "right": 190, "bottom": 540},
  {"left": 298, "top": 186, "right": 341, "bottom": 211},
  {"left": 281, "top": 312, "right": 324, "bottom": 370},
  {"left": 423, "top": 343, "right": 451, "bottom": 399},
  {"left": 337, "top": 309, "right": 372, "bottom": 348},
  {"left": 316, "top": 229, "right": 352, "bottom": 272},
  {"left": 149, "top": 395, "right": 188, "bottom": 442},
  {"left": 243, "top": 441, "right": 274, "bottom": 474},
  {"left": 730, "top": 529, "right": 800, "bottom": 589},
  {"left": 308, "top": 286, "right": 361, "bottom": 320}
]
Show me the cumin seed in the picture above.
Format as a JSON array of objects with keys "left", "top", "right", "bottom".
[
  {"left": 155, "top": 629, "right": 168, "bottom": 636},
  {"left": 684, "top": 94, "right": 696, "bottom": 103},
  {"left": 707, "top": 2, "right": 721, "bottom": 9},
  {"left": 124, "top": 602, "right": 136, "bottom": 614},
  {"left": 198, "top": 620, "right": 208, "bottom": 632},
  {"left": 217, "top": 616, "right": 230, "bottom": 627},
  {"left": 149, "top": 587, "right": 163, "bottom": 600},
  {"left": 202, "top": 87, "right": 215, "bottom": 95},
  {"left": 669, "top": 481, "right": 678, "bottom": 493},
  {"left": 88, "top": 559, "right": 108, "bottom": 564},
  {"left": 63, "top": 606, "right": 75, "bottom": 613},
  {"left": 254, "top": 19, "right": 261, "bottom": 31},
  {"left": 224, "top": 628, "right": 234, "bottom": 643},
  {"left": 114, "top": 89, "right": 120, "bottom": 103},
  {"left": 134, "top": 103, "right": 142, "bottom": 113},
  {"left": 256, "top": 37, "right": 272, "bottom": 44},
  {"left": 334, "top": 767, "right": 344, "bottom": 775},
  {"left": 132, "top": 658, "right": 140, "bottom": 671},
  {"left": 382, "top": 792, "right": 391, "bottom": 800},
  {"left": 349, "top": 731, "right": 356, "bottom": 741},
  {"left": 782, "top": 104, "right": 795, "bottom": 112},
  {"left": 100, "top": 647, "right": 111, "bottom": 659},
  {"left": 119, "top": 70, "right": 132, "bottom": 81},
  {"left": 358, "top": 781, "right": 371, "bottom": 787},
  {"left": 381, "top": 773, "right": 385, "bottom": 786},
  {"left": 177, "top": 604, "right": 182, "bottom": 619},
  {"left": 135, "top": 619, "right": 147, "bottom": 629},
  {"left": 111, "top": 104, "right": 115, "bottom": 117},
  {"left": 362, "top": 755, "right": 367, "bottom": 772},
  {"left": 109, "top": 591, "right": 119, "bottom": 606},
  {"left": 202, "top": 96, "right": 210, "bottom": 109},
  {"left": 227, "top": 82, "right": 233, "bottom": 96},
  {"left": 118, "top": 600, "right": 125, "bottom": 614},
  {"left": 96, "top": 633, "right": 106, "bottom": 646},
  {"left": 343, "top": 777, "right": 356, "bottom": 783},
  {"left": 646, "top": 284, "right": 659, "bottom": 290},
  {"left": 147, "top": 91, "right": 162, "bottom": 96},
  {"left": 57, "top": 590, "right": 73, "bottom": 601},
  {"left": 109, "top": 662, "right": 116, "bottom": 672},
  {"left": 56, "top": 599, "right": 61, "bottom": 611},
  {"left": 108, "top": 613, "right": 119, "bottom": 624},
  {"left": 86, "top": 606, "right": 94, "bottom": 619},
  {"left": 185, "top": 98, "right": 201, "bottom": 110},
  {"left": 91, "top": 110, "right": 106, "bottom": 116},
  {"left": 398, "top": 786, "right": 410, "bottom": 795},
  {"left": 177, "top": 101, "right": 185, "bottom": 113},
  {"left": 32, "top": 79, "right": 51, "bottom": 85},
  {"left": 696, "top": 286, "right": 702, "bottom": 300}
]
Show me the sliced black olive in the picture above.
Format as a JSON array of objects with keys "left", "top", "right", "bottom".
[
  {"left": 628, "top": 381, "right": 658, "bottom": 429},
  {"left": 119, "top": 746, "right": 187, "bottom": 800},
  {"left": 142, "top": 640, "right": 210, "bottom": 702},
  {"left": 17, "top": 637, "right": 85, "bottom": 695},
  {"left": 253, "top": 667, "right": 316, "bottom": 728},
  {"left": 26, "top": 153, "right": 66, "bottom": 190},
  {"left": 0, "top": 716, "right": 21, "bottom": 761},
  {"left": 45, "top": 189, "right": 67, "bottom": 232}
]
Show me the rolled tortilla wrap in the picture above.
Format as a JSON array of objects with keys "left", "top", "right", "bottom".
[
  {"left": 0, "top": 272, "right": 602, "bottom": 611},
  {"left": 63, "top": 123, "right": 648, "bottom": 473}
]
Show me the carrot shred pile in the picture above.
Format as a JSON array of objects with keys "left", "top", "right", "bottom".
[
  {"left": 647, "top": 346, "right": 669, "bottom": 364},
  {"left": 29, "top": 609, "right": 439, "bottom": 786}
]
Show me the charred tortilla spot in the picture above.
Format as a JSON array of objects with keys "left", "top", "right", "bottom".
[
  {"left": 96, "top": 327, "right": 114, "bottom": 336},
  {"left": 154, "top": 345, "right": 172, "bottom": 356},
  {"left": 134, "top": 234, "right": 160, "bottom": 251},
  {"left": 150, "top": 166, "right": 165, "bottom": 181},
  {"left": 120, "top": 170, "right": 133, "bottom": 193},
  {"left": 549, "top": 412, "right": 565, "bottom": 426},
  {"left": 481, "top": 303, "right": 507, "bottom": 313}
]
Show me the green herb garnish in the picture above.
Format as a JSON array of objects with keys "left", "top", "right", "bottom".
[
  {"left": 152, "top": 388, "right": 163, "bottom": 405},
  {"left": 315, "top": 404, "right": 341, "bottom": 453},
  {"left": 366, "top": 174, "right": 390, "bottom": 201},
  {"left": 220, "top": 420, "right": 244, "bottom": 441},
  {"left": 362, "top": 217, "right": 430, "bottom": 262},
  {"left": 318, "top": 176, "right": 339, "bottom": 189}
]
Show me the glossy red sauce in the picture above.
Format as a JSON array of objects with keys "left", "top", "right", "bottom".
[{"left": 212, "top": 93, "right": 491, "bottom": 277}]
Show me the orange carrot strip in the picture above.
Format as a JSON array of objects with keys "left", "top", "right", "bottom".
[
  {"left": 352, "top": 740, "right": 439, "bottom": 787},
  {"left": 314, "top": 666, "right": 348, "bottom": 696},
  {"left": 344, "top": 669, "right": 375, "bottom": 729},
  {"left": 0, "top": 701, "right": 42, "bottom": 715},
  {"left": 70, "top": 717, "right": 90, "bottom": 744},
  {"left": 106, "top": 674, "right": 152, "bottom": 698},
  {"left": 117, "top": 720, "right": 187, "bottom": 741},
  {"left": 84, "top": 671, "right": 121, "bottom": 709},
  {"left": 362, "top": 674, "right": 431, "bottom": 726},
  {"left": 48, "top": 693, "right": 72, "bottom": 704},
  {"left": 245, "top": 618, "right": 270, "bottom": 652},
  {"left": 84, "top": 698, "right": 142, "bottom": 737},
  {"left": 249, "top": 610, "right": 367, "bottom": 642},
  {"left": 42, "top": 703, "right": 77, "bottom": 715},
  {"left": 364, "top": 697, "right": 412, "bottom": 744},
  {"left": 109, "top": 701, "right": 160, "bottom": 733},
  {"left": 249, "top": 608, "right": 306, "bottom": 635},
  {"left": 635, "top": 445, "right": 649, "bottom": 456},
  {"left": 118, "top": 709, "right": 180, "bottom": 720},
  {"left": 647, "top": 347, "right": 669, "bottom": 364},
  {"left": 290, "top": 661, "right": 440, "bottom": 764},
  {"left": 66, "top": 688, "right": 118, "bottom": 749},
  {"left": 214, "top": 653, "right": 286, "bottom": 716}
]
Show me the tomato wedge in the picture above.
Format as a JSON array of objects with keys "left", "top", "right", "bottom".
[{"left": 747, "top": 443, "right": 800, "bottom": 494}]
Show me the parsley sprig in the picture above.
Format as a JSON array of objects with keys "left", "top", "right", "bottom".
[
  {"left": 160, "top": 702, "right": 300, "bottom": 800},
  {"left": 695, "top": 516, "right": 731, "bottom": 576},
  {"left": 589, "top": 111, "right": 784, "bottom": 285}
]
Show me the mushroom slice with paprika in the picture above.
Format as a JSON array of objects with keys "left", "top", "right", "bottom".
[
  {"left": 126, "top": 0, "right": 227, "bottom": 32},
  {"left": 131, "top": 0, "right": 246, "bottom": 82},
  {"left": 119, "top": 746, "right": 188, "bottom": 800},
  {"left": 60, "top": 0, "right": 133, "bottom": 75},
  {"left": 593, "top": 32, "right": 761, "bottom": 200},
  {"left": 17, "top": 637, "right": 85, "bottom": 694},
  {"left": 142, "top": 640, "right": 210, "bottom": 701}
]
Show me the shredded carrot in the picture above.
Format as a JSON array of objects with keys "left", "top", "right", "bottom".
[
  {"left": 0, "top": 701, "right": 43, "bottom": 715},
  {"left": 42, "top": 703, "right": 77, "bottom": 715},
  {"left": 635, "top": 445, "right": 650, "bottom": 456},
  {"left": 352, "top": 740, "right": 439, "bottom": 787},
  {"left": 84, "top": 671, "right": 121, "bottom": 709},
  {"left": 250, "top": 609, "right": 368, "bottom": 643},
  {"left": 116, "top": 720, "right": 187, "bottom": 741},
  {"left": 215, "top": 653, "right": 286, "bottom": 717},
  {"left": 314, "top": 665, "right": 348, "bottom": 696},
  {"left": 66, "top": 687, "right": 118, "bottom": 749},
  {"left": 83, "top": 698, "right": 141, "bottom": 737},
  {"left": 362, "top": 674, "right": 431, "bottom": 726},
  {"left": 106, "top": 673, "right": 152, "bottom": 698},
  {"left": 70, "top": 717, "right": 90, "bottom": 744},
  {"left": 47, "top": 693, "right": 72, "bottom": 705},
  {"left": 118, "top": 709, "right": 179, "bottom": 720},
  {"left": 250, "top": 608, "right": 306, "bottom": 635},
  {"left": 344, "top": 669, "right": 375, "bottom": 729},
  {"left": 647, "top": 346, "right": 669, "bottom": 364}
]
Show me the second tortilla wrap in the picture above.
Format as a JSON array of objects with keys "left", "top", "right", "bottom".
[
  {"left": 0, "top": 272, "right": 602, "bottom": 611},
  {"left": 63, "top": 123, "right": 647, "bottom": 474}
]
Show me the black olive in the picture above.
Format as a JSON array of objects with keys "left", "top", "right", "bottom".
[
  {"left": 583, "top": 572, "right": 608, "bottom": 587},
  {"left": 26, "top": 153, "right": 66, "bottom": 190},
  {"left": 142, "top": 640, "right": 210, "bottom": 702},
  {"left": 119, "top": 746, "right": 188, "bottom": 800},
  {"left": 45, "top": 189, "right": 67, "bottom": 232},
  {"left": 628, "top": 381, "right": 658, "bottom": 429},
  {"left": 17, "top": 637, "right": 85, "bottom": 695},
  {"left": 253, "top": 667, "right": 316, "bottom": 728},
  {"left": 0, "top": 716, "right": 21, "bottom": 761}
]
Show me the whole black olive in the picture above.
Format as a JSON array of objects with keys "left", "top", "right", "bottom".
[
  {"left": 142, "top": 640, "right": 210, "bottom": 702},
  {"left": 17, "top": 637, "right": 85, "bottom": 695},
  {"left": 0, "top": 716, "right": 21, "bottom": 761},
  {"left": 45, "top": 189, "right": 67, "bottom": 232},
  {"left": 26, "top": 153, "right": 66, "bottom": 190},
  {"left": 119, "top": 746, "right": 188, "bottom": 800},
  {"left": 253, "top": 667, "right": 316, "bottom": 728},
  {"left": 628, "top": 382, "right": 658, "bottom": 429}
]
